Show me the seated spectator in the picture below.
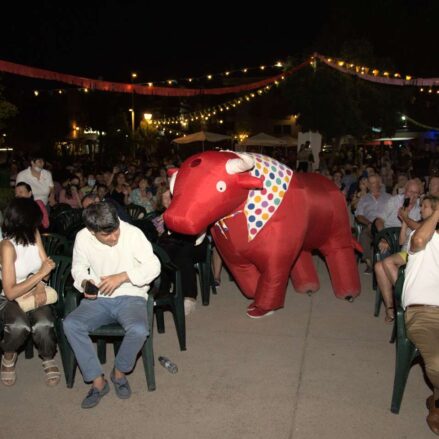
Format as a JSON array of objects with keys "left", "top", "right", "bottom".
[
  {"left": 63, "top": 201, "right": 160, "bottom": 408},
  {"left": 374, "top": 195, "right": 430, "bottom": 323},
  {"left": 154, "top": 190, "right": 207, "bottom": 316},
  {"left": 402, "top": 195, "right": 439, "bottom": 434},
  {"left": 392, "top": 173, "right": 408, "bottom": 195},
  {"left": 429, "top": 176, "right": 439, "bottom": 197},
  {"left": 0, "top": 198, "right": 59, "bottom": 387},
  {"left": 15, "top": 182, "right": 49, "bottom": 229},
  {"left": 349, "top": 176, "right": 368, "bottom": 213},
  {"left": 59, "top": 175, "right": 82, "bottom": 208},
  {"left": 129, "top": 178, "right": 155, "bottom": 213},
  {"left": 355, "top": 175, "right": 391, "bottom": 273},
  {"left": 80, "top": 173, "right": 97, "bottom": 197},
  {"left": 16, "top": 155, "right": 55, "bottom": 207},
  {"left": 109, "top": 172, "right": 130, "bottom": 206}
]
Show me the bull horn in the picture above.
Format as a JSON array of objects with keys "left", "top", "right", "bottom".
[
  {"left": 226, "top": 153, "right": 255, "bottom": 175},
  {"left": 169, "top": 170, "right": 178, "bottom": 194}
]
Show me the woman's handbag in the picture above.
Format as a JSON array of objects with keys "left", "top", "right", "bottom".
[{"left": 15, "top": 283, "right": 58, "bottom": 313}]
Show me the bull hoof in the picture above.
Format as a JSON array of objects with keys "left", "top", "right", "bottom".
[{"left": 345, "top": 296, "right": 354, "bottom": 303}]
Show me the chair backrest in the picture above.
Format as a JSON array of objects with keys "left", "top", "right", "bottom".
[
  {"left": 53, "top": 208, "right": 84, "bottom": 240},
  {"left": 49, "top": 203, "right": 72, "bottom": 220},
  {"left": 41, "top": 233, "right": 67, "bottom": 256},
  {"left": 374, "top": 227, "right": 402, "bottom": 255},
  {"left": 49, "top": 255, "right": 73, "bottom": 316},
  {"left": 126, "top": 203, "right": 147, "bottom": 220}
]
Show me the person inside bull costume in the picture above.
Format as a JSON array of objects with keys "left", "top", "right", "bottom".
[{"left": 164, "top": 151, "right": 361, "bottom": 318}]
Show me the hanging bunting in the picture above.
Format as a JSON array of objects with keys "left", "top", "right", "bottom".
[{"left": 0, "top": 59, "right": 308, "bottom": 96}]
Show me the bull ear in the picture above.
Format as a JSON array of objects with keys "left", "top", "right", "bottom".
[
  {"left": 226, "top": 153, "right": 255, "bottom": 174},
  {"left": 167, "top": 168, "right": 179, "bottom": 177},
  {"left": 237, "top": 174, "right": 264, "bottom": 190}
]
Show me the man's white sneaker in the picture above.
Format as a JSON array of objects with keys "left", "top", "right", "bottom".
[{"left": 184, "top": 298, "right": 197, "bottom": 316}]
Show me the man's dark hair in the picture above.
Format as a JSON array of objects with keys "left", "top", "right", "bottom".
[
  {"left": 2, "top": 198, "right": 42, "bottom": 245},
  {"left": 82, "top": 201, "right": 120, "bottom": 233}
]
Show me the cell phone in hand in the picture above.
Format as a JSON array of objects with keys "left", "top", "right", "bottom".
[
  {"left": 84, "top": 281, "right": 99, "bottom": 299},
  {"left": 403, "top": 197, "right": 410, "bottom": 208}
]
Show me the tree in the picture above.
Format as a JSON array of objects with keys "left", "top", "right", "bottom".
[
  {"left": 282, "top": 40, "right": 412, "bottom": 143},
  {"left": 0, "top": 82, "right": 17, "bottom": 130}
]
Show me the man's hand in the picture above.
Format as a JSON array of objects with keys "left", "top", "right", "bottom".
[
  {"left": 98, "top": 273, "right": 128, "bottom": 296},
  {"left": 81, "top": 279, "right": 99, "bottom": 299}
]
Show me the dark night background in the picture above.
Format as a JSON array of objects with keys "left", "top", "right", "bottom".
[{"left": 0, "top": 0, "right": 438, "bottom": 153}]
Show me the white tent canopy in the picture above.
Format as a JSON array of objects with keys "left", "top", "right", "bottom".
[
  {"left": 238, "top": 132, "right": 288, "bottom": 147},
  {"left": 172, "top": 130, "right": 231, "bottom": 145},
  {"left": 279, "top": 135, "right": 298, "bottom": 147}
]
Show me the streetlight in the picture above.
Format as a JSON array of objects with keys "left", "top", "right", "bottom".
[
  {"left": 143, "top": 113, "right": 153, "bottom": 124},
  {"left": 130, "top": 72, "right": 137, "bottom": 133},
  {"left": 129, "top": 109, "right": 135, "bottom": 133}
]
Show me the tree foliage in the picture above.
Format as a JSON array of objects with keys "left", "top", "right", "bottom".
[{"left": 282, "top": 40, "right": 413, "bottom": 142}]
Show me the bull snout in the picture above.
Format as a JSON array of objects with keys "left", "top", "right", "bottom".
[{"left": 163, "top": 207, "right": 204, "bottom": 235}]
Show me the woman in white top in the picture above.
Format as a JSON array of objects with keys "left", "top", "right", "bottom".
[{"left": 0, "top": 198, "right": 59, "bottom": 386}]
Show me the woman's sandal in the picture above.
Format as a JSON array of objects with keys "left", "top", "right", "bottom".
[
  {"left": 42, "top": 359, "right": 61, "bottom": 387},
  {"left": 1, "top": 353, "right": 17, "bottom": 386},
  {"left": 385, "top": 306, "right": 395, "bottom": 324}
]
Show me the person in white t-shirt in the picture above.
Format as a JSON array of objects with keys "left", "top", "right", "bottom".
[
  {"left": 402, "top": 195, "right": 439, "bottom": 435},
  {"left": 15, "top": 156, "right": 55, "bottom": 206}
]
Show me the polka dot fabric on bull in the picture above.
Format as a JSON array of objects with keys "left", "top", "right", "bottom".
[{"left": 245, "top": 154, "right": 292, "bottom": 241}]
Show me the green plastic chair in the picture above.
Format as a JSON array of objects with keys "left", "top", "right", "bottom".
[
  {"left": 53, "top": 208, "right": 84, "bottom": 240},
  {"left": 152, "top": 243, "right": 186, "bottom": 351},
  {"left": 126, "top": 203, "right": 147, "bottom": 220},
  {"left": 372, "top": 227, "right": 401, "bottom": 317},
  {"left": 58, "top": 284, "right": 156, "bottom": 391},
  {"left": 41, "top": 233, "right": 68, "bottom": 256},
  {"left": 390, "top": 267, "right": 420, "bottom": 414},
  {"left": 195, "top": 239, "right": 217, "bottom": 306}
]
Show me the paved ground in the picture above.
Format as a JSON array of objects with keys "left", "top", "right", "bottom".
[{"left": 0, "top": 257, "right": 433, "bottom": 439}]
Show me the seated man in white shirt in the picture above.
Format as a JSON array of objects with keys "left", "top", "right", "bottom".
[
  {"left": 16, "top": 156, "right": 55, "bottom": 206},
  {"left": 402, "top": 195, "right": 439, "bottom": 435},
  {"left": 63, "top": 201, "right": 160, "bottom": 409}
]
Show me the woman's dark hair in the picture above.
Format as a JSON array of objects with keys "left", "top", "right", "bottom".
[
  {"left": 15, "top": 181, "right": 33, "bottom": 196},
  {"left": 2, "top": 197, "right": 42, "bottom": 245},
  {"left": 83, "top": 201, "right": 119, "bottom": 233}
]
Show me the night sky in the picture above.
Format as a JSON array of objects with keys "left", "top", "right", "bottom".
[{"left": 1, "top": 1, "right": 438, "bottom": 85}]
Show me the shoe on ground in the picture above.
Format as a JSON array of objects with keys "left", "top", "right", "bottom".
[
  {"left": 246, "top": 306, "right": 274, "bottom": 319},
  {"left": 214, "top": 279, "right": 221, "bottom": 288},
  {"left": 184, "top": 298, "right": 197, "bottom": 316},
  {"left": 81, "top": 380, "right": 110, "bottom": 409},
  {"left": 427, "top": 395, "right": 439, "bottom": 435},
  {"left": 110, "top": 369, "right": 131, "bottom": 399},
  {"left": 364, "top": 266, "right": 373, "bottom": 275},
  {"left": 247, "top": 301, "right": 257, "bottom": 312}
]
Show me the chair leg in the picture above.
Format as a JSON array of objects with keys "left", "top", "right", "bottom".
[
  {"left": 24, "top": 337, "right": 34, "bottom": 359},
  {"left": 97, "top": 339, "right": 107, "bottom": 364},
  {"left": 171, "top": 303, "right": 186, "bottom": 351},
  {"left": 155, "top": 308, "right": 165, "bottom": 334},
  {"left": 113, "top": 340, "right": 122, "bottom": 357},
  {"left": 197, "top": 262, "right": 210, "bottom": 306},
  {"left": 374, "top": 287, "right": 382, "bottom": 317},
  {"left": 390, "top": 339, "right": 418, "bottom": 414},
  {"left": 141, "top": 335, "right": 156, "bottom": 391},
  {"left": 56, "top": 322, "right": 77, "bottom": 388}
]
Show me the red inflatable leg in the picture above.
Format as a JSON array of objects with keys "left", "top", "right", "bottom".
[
  {"left": 325, "top": 247, "right": 361, "bottom": 299},
  {"left": 228, "top": 263, "right": 260, "bottom": 299},
  {"left": 290, "top": 251, "right": 320, "bottom": 294}
]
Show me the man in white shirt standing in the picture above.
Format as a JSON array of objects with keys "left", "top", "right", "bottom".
[
  {"left": 402, "top": 195, "right": 439, "bottom": 435},
  {"left": 63, "top": 201, "right": 160, "bottom": 409},
  {"left": 16, "top": 156, "right": 55, "bottom": 206}
]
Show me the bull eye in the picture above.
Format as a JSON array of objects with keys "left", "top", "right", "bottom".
[
  {"left": 216, "top": 181, "right": 227, "bottom": 192},
  {"left": 190, "top": 158, "right": 202, "bottom": 167}
]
